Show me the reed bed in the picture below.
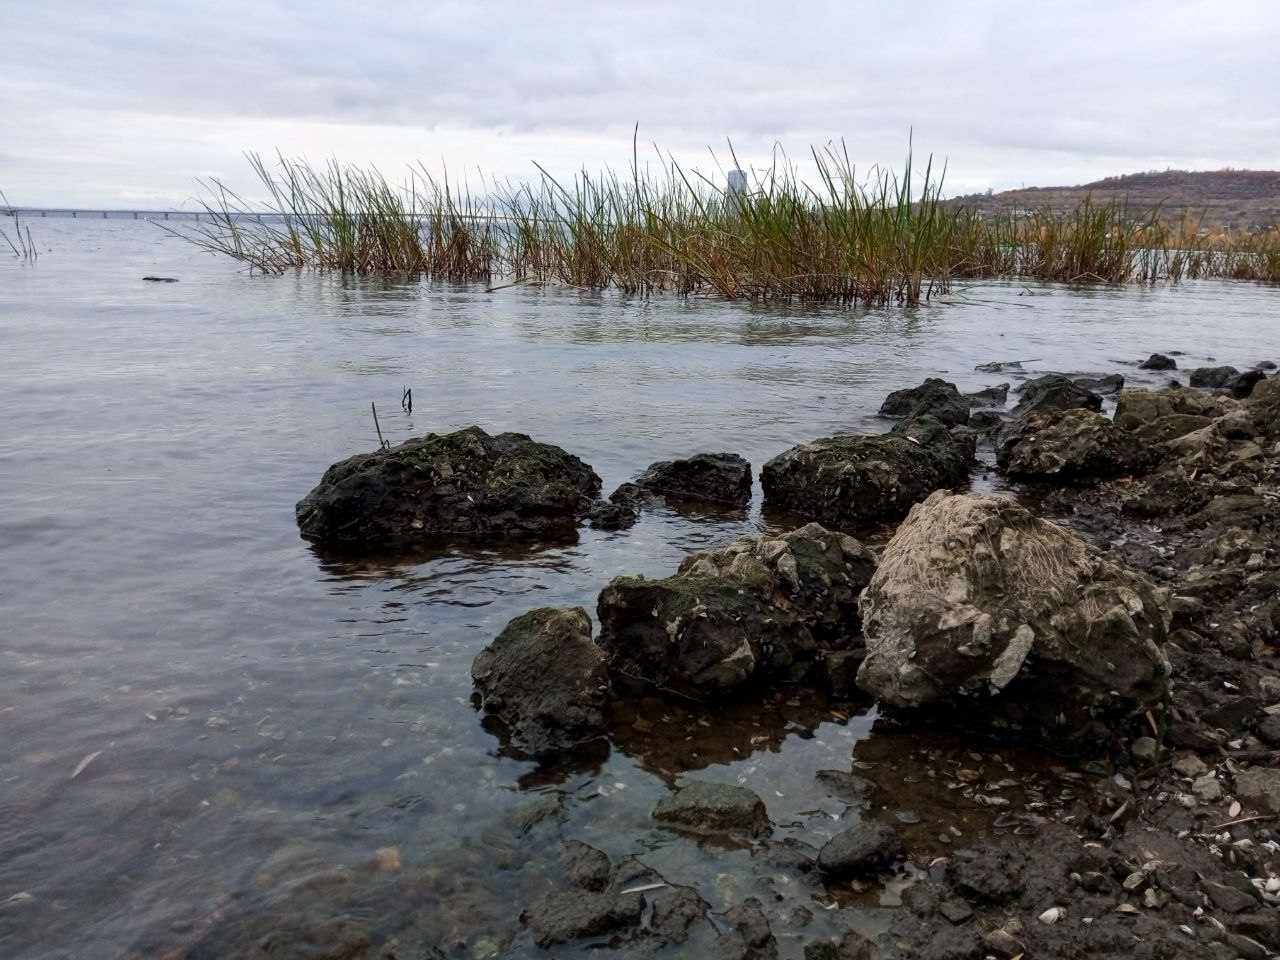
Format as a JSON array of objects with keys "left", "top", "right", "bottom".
[{"left": 172, "top": 146, "right": 1280, "bottom": 302}]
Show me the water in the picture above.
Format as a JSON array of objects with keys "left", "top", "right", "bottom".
[{"left": 0, "top": 220, "right": 1275, "bottom": 959}]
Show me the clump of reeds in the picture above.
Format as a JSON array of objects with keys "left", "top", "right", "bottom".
[
  {"left": 0, "top": 191, "right": 37, "bottom": 264},
  {"left": 171, "top": 145, "right": 1280, "bottom": 302}
]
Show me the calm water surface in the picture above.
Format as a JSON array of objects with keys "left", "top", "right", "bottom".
[{"left": 0, "top": 220, "right": 1275, "bottom": 959}]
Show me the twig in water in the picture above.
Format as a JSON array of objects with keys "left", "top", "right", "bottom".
[
  {"left": 371, "top": 402, "right": 390, "bottom": 450},
  {"left": 401, "top": 386, "right": 412, "bottom": 414}
]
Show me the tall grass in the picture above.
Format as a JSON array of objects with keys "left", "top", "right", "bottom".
[
  {"left": 0, "top": 191, "right": 37, "bottom": 264},
  {"left": 171, "top": 145, "right": 1280, "bottom": 301}
]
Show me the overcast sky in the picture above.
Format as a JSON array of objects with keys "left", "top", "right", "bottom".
[{"left": 3, "top": 0, "right": 1278, "bottom": 208}]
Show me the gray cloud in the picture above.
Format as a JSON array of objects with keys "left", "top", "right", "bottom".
[{"left": 2, "top": 0, "right": 1277, "bottom": 205}]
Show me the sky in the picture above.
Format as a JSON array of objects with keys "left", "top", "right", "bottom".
[{"left": 3, "top": 0, "right": 1278, "bottom": 208}]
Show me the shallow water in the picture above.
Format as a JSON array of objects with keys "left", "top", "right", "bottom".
[{"left": 0, "top": 220, "right": 1276, "bottom": 959}]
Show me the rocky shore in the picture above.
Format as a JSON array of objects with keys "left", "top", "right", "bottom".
[{"left": 289, "top": 356, "right": 1280, "bottom": 959}]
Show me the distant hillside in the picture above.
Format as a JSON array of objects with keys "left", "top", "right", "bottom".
[{"left": 951, "top": 169, "right": 1280, "bottom": 232}]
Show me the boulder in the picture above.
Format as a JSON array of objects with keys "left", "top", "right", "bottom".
[
  {"left": 471, "top": 607, "right": 610, "bottom": 751},
  {"left": 760, "top": 417, "right": 971, "bottom": 527},
  {"left": 596, "top": 524, "right": 876, "bottom": 696},
  {"left": 1130, "top": 413, "right": 1215, "bottom": 444},
  {"left": 1113, "top": 388, "right": 1240, "bottom": 432},
  {"left": 816, "top": 823, "right": 904, "bottom": 877},
  {"left": 652, "top": 780, "right": 769, "bottom": 835},
  {"left": 1012, "top": 375, "right": 1103, "bottom": 417},
  {"left": 855, "top": 491, "right": 1171, "bottom": 745},
  {"left": 635, "top": 452, "right": 752, "bottom": 506},
  {"left": 1073, "top": 373, "right": 1125, "bottom": 395},
  {"left": 1139, "top": 353, "right": 1178, "bottom": 370},
  {"left": 1190, "top": 365, "right": 1241, "bottom": 389},
  {"left": 995, "top": 408, "right": 1152, "bottom": 478},
  {"left": 1229, "top": 369, "right": 1266, "bottom": 398},
  {"left": 963, "top": 383, "right": 1009, "bottom": 408},
  {"left": 879, "top": 378, "right": 968, "bottom": 426},
  {"left": 296, "top": 426, "right": 601, "bottom": 548}
]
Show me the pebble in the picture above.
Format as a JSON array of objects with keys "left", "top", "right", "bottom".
[
  {"left": 1192, "top": 774, "right": 1224, "bottom": 803},
  {"left": 1173, "top": 754, "right": 1209, "bottom": 779},
  {"left": 1130, "top": 737, "right": 1158, "bottom": 763}
]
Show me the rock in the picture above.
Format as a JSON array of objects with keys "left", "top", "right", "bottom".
[
  {"left": 1131, "top": 413, "right": 1215, "bottom": 444},
  {"left": 471, "top": 607, "right": 610, "bottom": 752},
  {"left": 1140, "top": 353, "right": 1178, "bottom": 370},
  {"left": 1191, "top": 774, "right": 1223, "bottom": 803},
  {"left": 1074, "top": 373, "right": 1126, "bottom": 395},
  {"left": 816, "top": 822, "right": 904, "bottom": 877},
  {"left": 968, "top": 410, "right": 1007, "bottom": 436},
  {"left": 803, "top": 932, "right": 877, "bottom": 960},
  {"left": 587, "top": 483, "right": 645, "bottom": 530},
  {"left": 1012, "top": 375, "right": 1103, "bottom": 416},
  {"left": 564, "top": 840, "right": 613, "bottom": 891},
  {"left": 721, "top": 898, "right": 777, "bottom": 959},
  {"left": 815, "top": 770, "right": 875, "bottom": 805},
  {"left": 1255, "top": 714, "right": 1280, "bottom": 747},
  {"left": 1249, "top": 375, "right": 1280, "bottom": 407},
  {"left": 596, "top": 523, "right": 875, "bottom": 695},
  {"left": 1229, "top": 369, "right": 1266, "bottom": 398},
  {"left": 1190, "top": 366, "right": 1241, "bottom": 389},
  {"left": 1234, "top": 767, "right": 1280, "bottom": 812},
  {"left": 995, "top": 407, "right": 1152, "bottom": 478},
  {"left": 649, "top": 887, "right": 709, "bottom": 943},
  {"left": 856, "top": 491, "right": 1171, "bottom": 746},
  {"left": 1130, "top": 736, "right": 1158, "bottom": 763},
  {"left": 881, "top": 378, "right": 969, "bottom": 427},
  {"left": 634, "top": 452, "right": 752, "bottom": 506},
  {"left": 1202, "top": 880, "right": 1257, "bottom": 914},
  {"left": 938, "top": 899, "right": 975, "bottom": 924},
  {"left": 1172, "top": 753, "right": 1210, "bottom": 778},
  {"left": 1113, "top": 387, "right": 1240, "bottom": 432},
  {"left": 1258, "top": 361, "right": 1278, "bottom": 371},
  {"left": 296, "top": 426, "right": 601, "bottom": 548},
  {"left": 976, "top": 360, "right": 1024, "bottom": 373},
  {"left": 760, "top": 417, "right": 971, "bottom": 527},
  {"left": 652, "top": 780, "right": 769, "bottom": 835},
  {"left": 521, "top": 883, "right": 643, "bottom": 947},
  {"left": 964, "top": 383, "right": 1009, "bottom": 408},
  {"left": 948, "top": 846, "right": 1026, "bottom": 903}
]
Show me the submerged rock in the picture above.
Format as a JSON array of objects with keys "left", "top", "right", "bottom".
[
  {"left": 296, "top": 426, "right": 601, "bottom": 548},
  {"left": 471, "top": 607, "right": 610, "bottom": 752},
  {"left": 652, "top": 780, "right": 769, "bottom": 835},
  {"left": 880, "top": 378, "right": 971, "bottom": 427},
  {"left": 761, "top": 417, "right": 971, "bottom": 527},
  {"left": 635, "top": 452, "right": 752, "bottom": 506},
  {"left": 596, "top": 523, "right": 876, "bottom": 696},
  {"left": 1012, "top": 375, "right": 1103, "bottom": 417},
  {"left": 1073, "top": 373, "right": 1125, "bottom": 395},
  {"left": 856, "top": 491, "right": 1171, "bottom": 745},
  {"left": 587, "top": 482, "right": 647, "bottom": 530},
  {"left": 995, "top": 408, "right": 1152, "bottom": 478},
  {"left": 1139, "top": 353, "right": 1178, "bottom": 370}
]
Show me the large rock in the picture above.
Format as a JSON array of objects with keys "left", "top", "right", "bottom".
[
  {"left": 635, "top": 452, "right": 752, "bottom": 506},
  {"left": 995, "top": 408, "right": 1152, "bottom": 478},
  {"left": 1073, "top": 373, "right": 1125, "bottom": 395},
  {"left": 1190, "top": 365, "right": 1241, "bottom": 388},
  {"left": 1113, "top": 387, "right": 1240, "bottom": 432},
  {"left": 296, "top": 426, "right": 601, "bottom": 548},
  {"left": 856, "top": 491, "right": 1171, "bottom": 745},
  {"left": 596, "top": 524, "right": 876, "bottom": 696},
  {"left": 1139, "top": 353, "right": 1178, "bottom": 370},
  {"left": 761, "top": 417, "right": 971, "bottom": 527},
  {"left": 816, "top": 823, "right": 904, "bottom": 877},
  {"left": 471, "top": 607, "right": 610, "bottom": 751},
  {"left": 1012, "top": 375, "right": 1103, "bottom": 417},
  {"left": 880, "top": 378, "right": 970, "bottom": 427}
]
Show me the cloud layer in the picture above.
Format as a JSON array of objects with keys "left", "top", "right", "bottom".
[{"left": 4, "top": 0, "right": 1278, "bottom": 206}]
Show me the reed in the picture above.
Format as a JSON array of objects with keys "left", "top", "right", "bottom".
[
  {"left": 170, "top": 146, "right": 1280, "bottom": 302},
  {"left": 0, "top": 191, "right": 37, "bottom": 264}
]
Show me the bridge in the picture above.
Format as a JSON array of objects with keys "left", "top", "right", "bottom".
[{"left": 2, "top": 207, "right": 246, "bottom": 220}]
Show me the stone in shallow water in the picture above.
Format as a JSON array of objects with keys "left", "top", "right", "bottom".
[
  {"left": 652, "top": 780, "right": 769, "bottom": 835},
  {"left": 596, "top": 522, "right": 875, "bottom": 696},
  {"left": 295, "top": 425, "right": 601, "bottom": 548},
  {"left": 1190, "top": 365, "right": 1241, "bottom": 388},
  {"left": 1012, "top": 374, "right": 1103, "bottom": 416},
  {"left": 760, "top": 416, "right": 971, "bottom": 527},
  {"left": 1139, "top": 352, "right": 1178, "bottom": 370},
  {"left": 996, "top": 408, "right": 1153, "bottom": 478},
  {"left": 471, "top": 607, "right": 610, "bottom": 752},
  {"left": 880, "top": 378, "right": 972, "bottom": 427},
  {"left": 856, "top": 491, "right": 1171, "bottom": 747},
  {"left": 815, "top": 822, "right": 904, "bottom": 877},
  {"left": 634, "top": 452, "right": 752, "bottom": 506}
]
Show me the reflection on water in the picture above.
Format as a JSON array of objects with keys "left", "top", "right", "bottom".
[{"left": 0, "top": 220, "right": 1276, "bottom": 958}]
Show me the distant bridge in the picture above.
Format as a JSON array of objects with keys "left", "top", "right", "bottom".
[{"left": 2, "top": 207, "right": 253, "bottom": 220}]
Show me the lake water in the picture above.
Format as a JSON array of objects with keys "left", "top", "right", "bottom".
[{"left": 0, "top": 219, "right": 1275, "bottom": 959}]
